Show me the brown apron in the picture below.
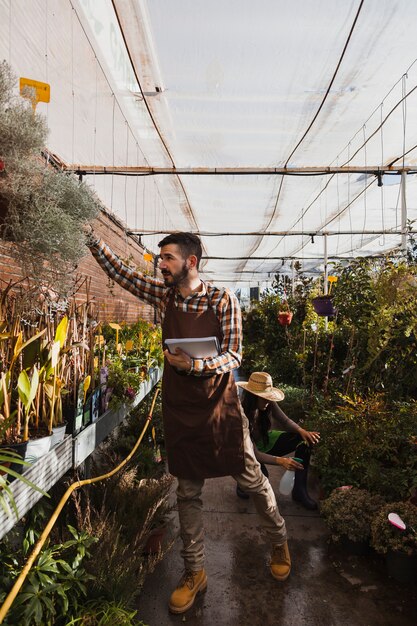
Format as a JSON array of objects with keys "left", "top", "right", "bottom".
[{"left": 162, "top": 291, "right": 245, "bottom": 479}]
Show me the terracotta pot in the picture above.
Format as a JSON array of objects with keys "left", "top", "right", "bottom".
[{"left": 278, "top": 311, "right": 293, "bottom": 326}]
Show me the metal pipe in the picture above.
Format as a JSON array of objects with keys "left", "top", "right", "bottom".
[
  {"left": 65, "top": 165, "right": 416, "bottom": 176},
  {"left": 401, "top": 171, "right": 408, "bottom": 253},
  {"left": 127, "top": 229, "right": 417, "bottom": 237},
  {"left": 324, "top": 233, "right": 329, "bottom": 295}
]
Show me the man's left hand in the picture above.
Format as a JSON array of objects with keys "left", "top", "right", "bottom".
[{"left": 164, "top": 348, "right": 192, "bottom": 372}]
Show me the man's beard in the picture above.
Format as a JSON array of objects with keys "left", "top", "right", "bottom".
[{"left": 162, "top": 262, "right": 189, "bottom": 287}]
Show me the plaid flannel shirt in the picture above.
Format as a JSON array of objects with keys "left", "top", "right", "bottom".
[{"left": 89, "top": 238, "right": 242, "bottom": 376}]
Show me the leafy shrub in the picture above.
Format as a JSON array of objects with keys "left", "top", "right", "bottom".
[
  {"left": 279, "top": 384, "right": 309, "bottom": 423},
  {"left": 333, "top": 257, "right": 417, "bottom": 398},
  {"left": 72, "top": 463, "right": 173, "bottom": 606},
  {"left": 65, "top": 599, "right": 147, "bottom": 625},
  {"left": 305, "top": 393, "right": 417, "bottom": 500},
  {"left": 242, "top": 292, "right": 307, "bottom": 387},
  {"left": 371, "top": 501, "right": 417, "bottom": 555},
  {"left": 0, "top": 510, "right": 96, "bottom": 626},
  {"left": 321, "top": 487, "right": 384, "bottom": 542},
  {"left": 106, "top": 358, "right": 143, "bottom": 408}
]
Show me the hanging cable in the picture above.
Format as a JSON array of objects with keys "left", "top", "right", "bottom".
[
  {"left": 110, "top": 0, "right": 199, "bottom": 232},
  {"left": 361, "top": 125, "right": 368, "bottom": 248},
  {"left": 93, "top": 56, "right": 98, "bottom": 190},
  {"left": 124, "top": 120, "right": 129, "bottom": 231},
  {"left": 134, "top": 144, "right": 139, "bottom": 231},
  {"left": 7, "top": 0, "right": 12, "bottom": 63},
  {"left": 233, "top": 0, "right": 365, "bottom": 277},
  {"left": 336, "top": 164, "right": 341, "bottom": 255},
  {"left": 285, "top": 0, "right": 365, "bottom": 166},
  {"left": 380, "top": 103, "right": 385, "bottom": 246},
  {"left": 111, "top": 94, "right": 115, "bottom": 211},
  {"left": 71, "top": 6, "right": 75, "bottom": 166},
  {"left": 44, "top": 0, "right": 49, "bottom": 126},
  {"left": 282, "top": 56, "right": 417, "bottom": 249},
  {"left": 348, "top": 143, "right": 353, "bottom": 253}
]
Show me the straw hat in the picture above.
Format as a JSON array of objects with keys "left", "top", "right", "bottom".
[{"left": 236, "top": 372, "right": 284, "bottom": 402}]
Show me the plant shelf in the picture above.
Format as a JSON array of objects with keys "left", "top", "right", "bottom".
[
  {"left": 73, "top": 366, "right": 162, "bottom": 467},
  {"left": 0, "top": 367, "right": 162, "bottom": 539},
  {"left": 0, "top": 436, "right": 72, "bottom": 540}
]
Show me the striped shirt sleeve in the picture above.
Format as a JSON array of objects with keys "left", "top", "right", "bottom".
[
  {"left": 88, "top": 238, "right": 166, "bottom": 310},
  {"left": 190, "top": 288, "right": 242, "bottom": 376}
]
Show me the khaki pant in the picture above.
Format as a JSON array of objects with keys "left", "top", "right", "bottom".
[{"left": 176, "top": 413, "right": 287, "bottom": 571}]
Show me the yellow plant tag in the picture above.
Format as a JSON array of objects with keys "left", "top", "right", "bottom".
[
  {"left": 95, "top": 334, "right": 105, "bottom": 347},
  {"left": 83, "top": 375, "right": 91, "bottom": 403},
  {"left": 19, "top": 77, "right": 50, "bottom": 111}
]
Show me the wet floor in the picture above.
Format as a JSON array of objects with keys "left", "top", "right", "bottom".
[{"left": 135, "top": 465, "right": 417, "bottom": 626}]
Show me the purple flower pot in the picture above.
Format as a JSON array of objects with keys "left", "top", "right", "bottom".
[{"left": 312, "top": 296, "right": 336, "bottom": 317}]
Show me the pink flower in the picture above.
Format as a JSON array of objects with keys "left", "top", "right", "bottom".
[{"left": 125, "top": 387, "right": 136, "bottom": 400}]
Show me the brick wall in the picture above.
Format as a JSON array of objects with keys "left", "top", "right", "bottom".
[{"left": 0, "top": 209, "right": 159, "bottom": 325}]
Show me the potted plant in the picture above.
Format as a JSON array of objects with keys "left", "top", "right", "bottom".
[
  {"left": 312, "top": 275, "right": 338, "bottom": 316},
  {"left": 106, "top": 357, "right": 142, "bottom": 409},
  {"left": 0, "top": 61, "right": 99, "bottom": 299},
  {"left": 371, "top": 501, "right": 417, "bottom": 583},
  {"left": 277, "top": 298, "right": 293, "bottom": 326},
  {"left": 311, "top": 294, "right": 336, "bottom": 316},
  {"left": 321, "top": 487, "right": 385, "bottom": 553}
]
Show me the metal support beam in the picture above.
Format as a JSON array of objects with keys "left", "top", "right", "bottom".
[
  {"left": 401, "top": 171, "right": 408, "bottom": 253},
  {"left": 65, "top": 164, "right": 417, "bottom": 176},
  {"left": 127, "top": 229, "right": 417, "bottom": 237},
  {"left": 200, "top": 253, "right": 395, "bottom": 260},
  {"left": 291, "top": 261, "right": 295, "bottom": 297}
]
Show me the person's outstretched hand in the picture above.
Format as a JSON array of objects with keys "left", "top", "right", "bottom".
[
  {"left": 83, "top": 223, "right": 98, "bottom": 246},
  {"left": 279, "top": 457, "right": 305, "bottom": 471},
  {"left": 298, "top": 428, "right": 320, "bottom": 446}
]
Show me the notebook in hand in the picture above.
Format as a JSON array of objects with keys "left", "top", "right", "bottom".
[{"left": 165, "top": 336, "right": 220, "bottom": 358}]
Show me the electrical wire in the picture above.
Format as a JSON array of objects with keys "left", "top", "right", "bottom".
[
  {"left": 285, "top": 0, "right": 365, "bottom": 167},
  {"left": 110, "top": 0, "right": 199, "bottom": 233}
]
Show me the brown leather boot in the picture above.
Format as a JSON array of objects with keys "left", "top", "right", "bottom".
[
  {"left": 168, "top": 569, "right": 207, "bottom": 614},
  {"left": 270, "top": 541, "right": 291, "bottom": 581}
]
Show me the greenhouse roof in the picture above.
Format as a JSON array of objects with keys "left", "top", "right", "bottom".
[{"left": 2, "top": 0, "right": 417, "bottom": 286}]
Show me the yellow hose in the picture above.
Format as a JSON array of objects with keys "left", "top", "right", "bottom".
[{"left": 0, "top": 387, "right": 160, "bottom": 624}]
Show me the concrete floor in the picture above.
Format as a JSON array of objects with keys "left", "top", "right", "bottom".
[{"left": 135, "top": 465, "right": 417, "bottom": 626}]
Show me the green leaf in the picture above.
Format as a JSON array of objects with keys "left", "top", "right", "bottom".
[
  {"left": 28, "top": 366, "right": 39, "bottom": 406},
  {"left": 22, "top": 337, "right": 41, "bottom": 370},
  {"left": 54, "top": 316, "right": 69, "bottom": 349},
  {"left": 11, "top": 328, "right": 47, "bottom": 368},
  {"left": 50, "top": 340, "right": 60, "bottom": 368},
  {"left": 17, "top": 370, "right": 30, "bottom": 407}
]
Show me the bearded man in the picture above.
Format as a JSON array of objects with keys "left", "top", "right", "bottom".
[{"left": 87, "top": 231, "right": 291, "bottom": 614}]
